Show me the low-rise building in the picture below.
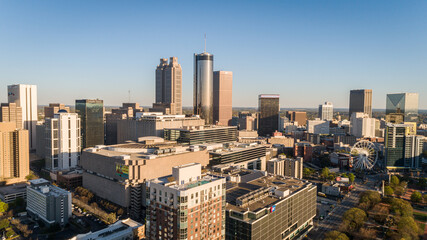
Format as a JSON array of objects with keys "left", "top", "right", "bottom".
[
  {"left": 294, "top": 142, "right": 313, "bottom": 162},
  {"left": 71, "top": 218, "right": 145, "bottom": 240},
  {"left": 26, "top": 179, "right": 72, "bottom": 226},
  {"left": 164, "top": 125, "right": 237, "bottom": 145},
  {"left": 209, "top": 143, "right": 268, "bottom": 170},
  {"left": 267, "top": 156, "right": 303, "bottom": 179},
  {"left": 0, "top": 183, "right": 27, "bottom": 203}
]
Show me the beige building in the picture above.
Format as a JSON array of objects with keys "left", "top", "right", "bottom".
[
  {"left": 267, "top": 156, "right": 303, "bottom": 179},
  {"left": 153, "top": 57, "right": 182, "bottom": 115},
  {"left": 0, "top": 122, "right": 29, "bottom": 184},
  {"left": 80, "top": 138, "right": 210, "bottom": 220},
  {"left": 105, "top": 103, "right": 144, "bottom": 145},
  {"left": 44, "top": 103, "right": 70, "bottom": 118},
  {"left": 213, "top": 71, "right": 232, "bottom": 126},
  {"left": 0, "top": 103, "right": 22, "bottom": 130}
]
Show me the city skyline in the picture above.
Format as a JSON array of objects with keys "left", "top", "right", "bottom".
[{"left": 1, "top": 1, "right": 427, "bottom": 109}]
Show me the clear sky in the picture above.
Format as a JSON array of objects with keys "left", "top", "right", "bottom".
[{"left": 1, "top": 1, "right": 426, "bottom": 109}]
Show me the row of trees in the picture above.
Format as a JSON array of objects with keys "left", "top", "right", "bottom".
[
  {"left": 74, "top": 186, "right": 124, "bottom": 218},
  {"left": 320, "top": 167, "right": 355, "bottom": 183}
]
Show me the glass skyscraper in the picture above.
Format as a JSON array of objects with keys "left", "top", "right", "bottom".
[
  {"left": 386, "top": 93, "right": 419, "bottom": 122},
  {"left": 258, "top": 94, "right": 280, "bottom": 136},
  {"left": 75, "top": 99, "right": 104, "bottom": 149},
  {"left": 194, "top": 52, "right": 214, "bottom": 124}
]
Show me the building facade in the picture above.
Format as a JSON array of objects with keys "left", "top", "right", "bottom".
[
  {"left": 285, "top": 111, "right": 307, "bottom": 127},
  {"left": 213, "top": 71, "right": 233, "bottom": 126},
  {"left": 72, "top": 218, "right": 145, "bottom": 240},
  {"left": 267, "top": 157, "right": 303, "bottom": 179},
  {"left": 194, "top": 52, "right": 214, "bottom": 124},
  {"left": 164, "top": 126, "right": 237, "bottom": 145},
  {"left": 318, "top": 102, "right": 333, "bottom": 121},
  {"left": 258, "top": 94, "right": 280, "bottom": 136},
  {"left": 155, "top": 57, "right": 183, "bottom": 115},
  {"left": 7, "top": 84, "right": 37, "bottom": 149},
  {"left": 146, "top": 163, "right": 226, "bottom": 240},
  {"left": 350, "top": 112, "right": 376, "bottom": 138},
  {"left": 0, "top": 103, "right": 22, "bottom": 129},
  {"left": 44, "top": 112, "right": 81, "bottom": 170},
  {"left": 105, "top": 103, "right": 143, "bottom": 145},
  {"left": 0, "top": 122, "right": 29, "bottom": 185},
  {"left": 386, "top": 93, "right": 419, "bottom": 122},
  {"left": 349, "top": 89, "right": 372, "bottom": 118},
  {"left": 307, "top": 119, "right": 329, "bottom": 134},
  {"left": 26, "top": 179, "right": 72, "bottom": 226},
  {"left": 75, "top": 99, "right": 104, "bottom": 149},
  {"left": 44, "top": 103, "right": 70, "bottom": 118}
]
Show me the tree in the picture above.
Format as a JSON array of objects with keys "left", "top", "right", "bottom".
[
  {"left": 25, "top": 171, "right": 38, "bottom": 180},
  {"left": 0, "top": 219, "right": 9, "bottom": 230},
  {"left": 410, "top": 191, "right": 422, "bottom": 203},
  {"left": 424, "top": 194, "right": 427, "bottom": 203},
  {"left": 370, "top": 203, "right": 389, "bottom": 223},
  {"left": 390, "top": 175, "right": 400, "bottom": 188},
  {"left": 417, "top": 177, "right": 427, "bottom": 188},
  {"left": 341, "top": 173, "right": 348, "bottom": 178},
  {"left": 324, "top": 230, "right": 349, "bottom": 240},
  {"left": 341, "top": 208, "right": 367, "bottom": 232},
  {"left": 303, "top": 168, "right": 314, "bottom": 178},
  {"left": 390, "top": 198, "right": 413, "bottom": 217},
  {"left": 384, "top": 186, "right": 394, "bottom": 196},
  {"left": 356, "top": 228, "right": 377, "bottom": 240},
  {"left": 359, "top": 191, "right": 381, "bottom": 210},
  {"left": 396, "top": 216, "right": 419, "bottom": 240},
  {"left": 321, "top": 167, "right": 330, "bottom": 180},
  {"left": 0, "top": 201, "right": 9, "bottom": 213},
  {"left": 393, "top": 186, "right": 404, "bottom": 197},
  {"left": 348, "top": 173, "right": 355, "bottom": 184}
]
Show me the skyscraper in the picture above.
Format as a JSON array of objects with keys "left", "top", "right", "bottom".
[
  {"left": 318, "top": 102, "right": 333, "bottom": 121},
  {"left": 44, "top": 111, "right": 81, "bottom": 170},
  {"left": 44, "top": 103, "right": 70, "bottom": 118},
  {"left": 0, "top": 103, "right": 22, "bottom": 129},
  {"left": 386, "top": 93, "right": 419, "bottom": 122},
  {"left": 213, "top": 71, "right": 232, "bottom": 126},
  {"left": 0, "top": 122, "right": 29, "bottom": 184},
  {"left": 154, "top": 57, "right": 182, "bottom": 115},
  {"left": 7, "top": 84, "right": 38, "bottom": 150},
  {"left": 258, "top": 94, "right": 280, "bottom": 136},
  {"left": 349, "top": 89, "right": 372, "bottom": 118},
  {"left": 75, "top": 99, "right": 104, "bottom": 149},
  {"left": 194, "top": 52, "right": 214, "bottom": 124}
]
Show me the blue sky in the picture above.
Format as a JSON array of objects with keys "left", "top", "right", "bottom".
[{"left": 1, "top": 1, "right": 426, "bottom": 109}]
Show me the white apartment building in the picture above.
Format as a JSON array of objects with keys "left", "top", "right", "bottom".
[
  {"left": 350, "top": 112, "right": 376, "bottom": 138},
  {"left": 318, "top": 102, "right": 333, "bottom": 121},
  {"left": 307, "top": 118, "right": 330, "bottom": 134},
  {"left": 45, "top": 111, "right": 81, "bottom": 170},
  {"left": 7, "top": 84, "right": 38, "bottom": 149}
]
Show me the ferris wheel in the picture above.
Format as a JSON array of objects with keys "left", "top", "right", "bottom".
[{"left": 350, "top": 140, "right": 378, "bottom": 170}]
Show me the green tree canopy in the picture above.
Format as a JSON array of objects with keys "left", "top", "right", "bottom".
[
  {"left": 348, "top": 173, "right": 355, "bottom": 183},
  {"left": 384, "top": 186, "right": 394, "bottom": 196},
  {"left": 390, "top": 175, "right": 400, "bottom": 187},
  {"left": 321, "top": 167, "right": 330, "bottom": 179},
  {"left": 359, "top": 190, "right": 381, "bottom": 210},
  {"left": 341, "top": 208, "right": 367, "bottom": 232},
  {"left": 390, "top": 198, "right": 413, "bottom": 217},
  {"left": 341, "top": 173, "right": 348, "bottom": 178},
  {"left": 324, "top": 230, "right": 349, "bottom": 240},
  {"left": 0, "top": 201, "right": 9, "bottom": 213},
  {"left": 410, "top": 191, "right": 422, "bottom": 203},
  {"left": 396, "top": 216, "right": 419, "bottom": 240}
]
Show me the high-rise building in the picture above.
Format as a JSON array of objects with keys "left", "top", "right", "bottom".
[
  {"left": 386, "top": 93, "right": 419, "bottom": 122},
  {"left": 385, "top": 123, "right": 425, "bottom": 170},
  {"left": 350, "top": 112, "right": 376, "bottom": 138},
  {"left": 44, "top": 103, "right": 70, "bottom": 118},
  {"left": 318, "top": 102, "right": 333, "bottom": 121},
  {"left": 267, "top": 156, "right": 303, "bottom": 179},
  {"left": 7, "top": 84, "right": 38, "bottom": 149},
  {"left": 26, "top": 179, "right": 72, "bottom": 226},
  {"left": 44, "top": 111, "right": 81, "bottom": 170},
  {"left": 0, "top": 103, "right": 22, "bottom": 129},
  {"left": 237, "top": 112, "right": 258, "bottom": 131},
  {"left": 213, "top": 71, "right": 233, "bottom": 126},
  {"left": 258, "top": 94, "right": 280, "bottom": 136},
  {"left": 349, "top": 89, "right": 372, "bottom": 118},
  {"left": 285, "top": 111, "right": 307, "bottom": 126},
  {"left": 194, "top": 52, "right": 214, "bottom": 124},
  {"left": 154, "top": 57, "right": 182, "bottom": 115},
  {"left": 105, "top": 103, "right": 143, "bottom": 145},
  {"left": 307, "top": 119, "right": 329, "bottom": 134},
  {"left": 0, "top": 122, "right": 29, "bottom": 184},
  {"left": 75, "top": 99, "right": 104, "bottom": 149},
  {"left": 146, "top": 163, "right": 226, "bottom": 240}
]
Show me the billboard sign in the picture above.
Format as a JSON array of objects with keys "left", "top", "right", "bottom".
[{"left": 116, "top": 163, "right": 129, "bottom": 178}]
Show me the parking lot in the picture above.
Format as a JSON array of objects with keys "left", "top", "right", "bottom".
[{"left": 316, "top": 197, "right": 338, "bottom": 220}]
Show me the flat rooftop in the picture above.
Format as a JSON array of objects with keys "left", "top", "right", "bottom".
[
  {"left": 0, "top": 183, "right": 27, "bottom": 195},
  {"left": 166, "top": 125, "right": 237, "bottom": 132},
  {"left": 210, "top": 143, "right": 265, "bottom": 155},
  {"left": 151, "top": 174, "right": 223, "bottom": 191}
]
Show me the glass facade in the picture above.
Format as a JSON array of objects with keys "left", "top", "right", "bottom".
[
  {"left": 258, "top": 95, "right": 279, "bottom": 136},
  {"left": 75, "top": 99, "right": 104, "bottom": 148},
  {"left": 386, "top": 93, "right": 419, "bottom": 122}
]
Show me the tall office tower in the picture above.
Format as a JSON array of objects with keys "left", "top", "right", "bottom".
[
  {"left": 75, "top": 99, "right": 104, "bottom": 149},
  {"left": 0, "top": 122, "right": 29, "bottom": 184},
  {"left": 350, "top": 112, "right": 376, "bottom": 138},
  {"left": 146, "top": 163, "right": 226, "bottom": 240},
  {"left": 318, "top": 102, "right": 333, "bottom": 121},
  {"left": 44, "top": 111, "right": 81, "bottom": 170},
  {"left": 154, "top": 57, "right": 182, "bottom": 115},
  {"left": 258, "top": 94, "right": 280, "bottom": 136},
  {"left": 349, "top": 89, "right": 372, "bottom": 118},
  {"left": 44, "top": 103, "right": 70, "bottom": 118},
  {"left": 285, "top": 111, "right": 307, "bottom": 126},
  {"left": 0, "top": 103, "right": 22, "bottom": 129},
  {"left": 194, "top": 52, "right": 214, "bottom": 124},
  {"left": 105, "top": 103, "right": 144, "bottom": 145},
  {"left": 385, "top": 123, "right": 425, "bottom": 170},
  {"left": 386, "top": 93, "right": 419, "bottom": 122},
  {"left": 213, "top": 71, "right": 233, "bottom": 126},
  {"left": 7, "top": 84, "right": 38, "bottom": 150},
  {"left": 267, "top": 156, "right": 303, "bottom": 179}
]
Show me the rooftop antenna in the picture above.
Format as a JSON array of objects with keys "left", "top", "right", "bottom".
[{"left": 204, "top": 33, "right": 206, "bottom": 53}]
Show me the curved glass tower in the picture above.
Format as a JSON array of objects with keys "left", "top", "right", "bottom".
[{"left": 194, "top": 52, "right": 214, "bottom": 124}]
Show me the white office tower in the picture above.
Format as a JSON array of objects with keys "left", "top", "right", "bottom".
[
  {"left": 318, "top": 102, "right": 333, "bottom": 121},
  {"left": 45, "top": 111, "right": 81, "bottom": 170},
  {"left": 307, "top": 118, "right": 330, "bottom": 134},
  {"left": 350, "top": 112, "right": 376, "bottom": 138},
  {"left": 7, "top": 84, "right": 38, "bottom": 149}
]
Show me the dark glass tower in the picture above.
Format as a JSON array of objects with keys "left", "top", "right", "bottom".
[
  {"left": 194, "top": 52, "right": 214, "bottom": 124},
  {"left": 349, "top": 89, "right": 372, "bottom": 118},
  {"left": 75, "top": 99, "right": 104, "bottom": 149},
  {"left": 258, "top": 94, "right": 280, "bottom": 136}
]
